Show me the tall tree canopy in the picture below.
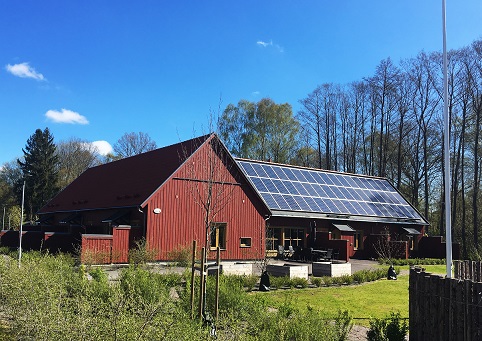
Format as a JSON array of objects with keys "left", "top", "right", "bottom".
[
  {"left": 112, "top": 132, "right": 157, "bottom": 159},
  {"left": 219, "top": 98, "right": 300, "bottom": 164},
  {"left": 56, "top": 137, "right": 101, "bottom": 189},
  {"left": 17, "top": 128, "right": 59, "bottom": 221}
]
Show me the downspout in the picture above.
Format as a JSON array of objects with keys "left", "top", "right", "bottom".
[
  {"left": 138, "top": 206, "right": 146, "bottom": 239},
  {"left": 264, "top": 215, "right": 271, "bottom": 257}
]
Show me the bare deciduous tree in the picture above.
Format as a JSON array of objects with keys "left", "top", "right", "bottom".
[
  {"left": 56, "top": 137, "right": 101, "bottom": 189},
  {"left": 113, "top": 132, "right": 157, "bottom": 159}
]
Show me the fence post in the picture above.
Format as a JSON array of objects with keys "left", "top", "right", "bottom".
[
  {"left": 409, "top": 268, "right": 421, "bottom": 340},
  {"left": 214, "top": 247, "right": 220, "bottom": 321},
  {"left": 198, "top": 247, "right": 206, "bottom": 319},
  {"left": 190, "top": 240, "right": 197, "bottom": 319}
]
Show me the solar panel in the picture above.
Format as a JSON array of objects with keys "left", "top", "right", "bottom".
[{"left": 237, "top": 160, "right": 425, "bottom": 222}]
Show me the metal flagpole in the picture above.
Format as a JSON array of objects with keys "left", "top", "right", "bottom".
[
  {"left": 18, "top": 180, "right": 25, "bottom": 268},
  {"left": 442, "top": 0, "right": 452, "bottom": 278}
]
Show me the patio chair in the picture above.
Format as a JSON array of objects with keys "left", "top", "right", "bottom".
[
  {"left": 293, "top": 246, "right": 303, "bottom": 261},
  {"left": 332, "top": 249, "right": 339, "bottom": 260},
  {"left": 277, "top": 245, "right": 285, "bottom": 259},
  {"left": 303, "top": 247, "right": 314, "bottom": 262},
  {"left": 325, "top": 249, "right": 332, "bottom": 261},
  {"left": 288, "top": 245, "right": 295, "bottom": 258}
]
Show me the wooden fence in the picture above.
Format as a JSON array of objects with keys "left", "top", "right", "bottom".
[
  {"left": 409, "top": 267, "right": 482, "bottom": 341},
  {"left": 454, "top": 260, "right": 482, "bottom": 282},
  {"left": 81, "top": 226, "right": 131, "bottom": 264}
]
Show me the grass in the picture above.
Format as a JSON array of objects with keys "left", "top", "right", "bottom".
[
  {"left": 257, "top": 276, "right": 409, "bottom": 326},
  {"left": 409, "top": 264, "right": 446, "bottom": 275},
  {"left": 256, "top": 264, "right": 448, "bottom": 327}
]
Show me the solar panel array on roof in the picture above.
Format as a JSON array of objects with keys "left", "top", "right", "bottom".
[{"left": 237, "top": 160, "right": 424, "bottom": 222}]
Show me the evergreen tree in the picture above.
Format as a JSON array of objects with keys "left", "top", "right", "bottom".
[{"left": 17, "top": 128, "right": 59, "bottom": 221}]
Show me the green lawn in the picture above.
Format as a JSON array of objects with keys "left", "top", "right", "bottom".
[{"left": 255, "top": 265, "right": 446, "bottom": 326}]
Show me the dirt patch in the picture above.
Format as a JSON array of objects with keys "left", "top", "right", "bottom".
[{"left": 347, "top": 324, "right": 368, "bottom": 341}]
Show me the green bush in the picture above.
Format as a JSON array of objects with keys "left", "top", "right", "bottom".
[
  {"left": 322, "top": 276, "right": 334, "bottom": 286},
  {"left": 242, "top": 274, "right": 259, "bottom": 291},
  {"left": 352, "top": 269, "right": 368, "bottom": 283},
  {"left": 311, "top": 276, "right": 323, "bottom": 287},
  {"left": 128, "top": 238, "right": 157, "bottom": 266},
  {"left": 340, "top": 274, "right": 353, "bottom": 285},
  {"left": 291, "top": 277, "right": 309, "bottom": 288},
  {"left": 166, "top": 244, "right": 192, "bottom": 267},
  {"left": 157, "top": 271, "right": 184, "bottom": 287},
  {"left": 0, "top": 252, "right": 358, "bottom": 340},
  {"left": 378, "top": 257, "right": 445, "bottom": 266},
  {"left": 0, "top": 246, "right": 12, "bottom": 255},
  {"left": 270, "top": 275, "right": 292, "bottom": 289},
  {"left": 367, "top": 311, "right": 409, "bottom": 341}
]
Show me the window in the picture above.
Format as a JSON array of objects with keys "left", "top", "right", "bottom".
[
  {"left": 210, "top": 223, "right": 227, "bottom": 250},
  {"left": 283, "top": 228, "right": 304, "bottom": 248},
  {"left": 266, "top": 228, "right": 281, "bottom": 251},
  {"left": 240, "top": 237, "right": 251, "bottom": 248},
  {"left": 354, "top": 230, "right": 363, "bottom": 250},
  {"left": 407, "top": 235, "right": 414, "bottom": 250}
]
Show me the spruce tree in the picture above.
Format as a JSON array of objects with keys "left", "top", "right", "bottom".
[{"left": 17, "top": 128, "right": 59, "bottom": 221}]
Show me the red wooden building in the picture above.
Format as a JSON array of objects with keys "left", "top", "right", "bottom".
[
  {"left": 19, "top": 133, "right": 450, "bottom": 263},
  {"left": 35, "top": 134, "right": 268, "bottom": 262}
]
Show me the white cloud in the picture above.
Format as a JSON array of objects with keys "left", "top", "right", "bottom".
[
  {"left": 45, "top": 109, "right": 89, "bottom": 125},
  {"left": 91, "top": 141, "right": 113, "bottom": 156},
  {"left": 252, "top": 91, "right": 261, "bottom": 97},
  {"left": 256, "top": 40, "right": 284, "bottom": 52},
  {"left": 257, "top": 40, "right": 271, "bottom": 47},
  {"left": 6, "top": 62, "right": 45, "bottom": 81}
]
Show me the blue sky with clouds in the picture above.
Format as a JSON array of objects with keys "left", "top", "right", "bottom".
[{"left": 1, "top": 1, "right": 481, "bottom": 165}]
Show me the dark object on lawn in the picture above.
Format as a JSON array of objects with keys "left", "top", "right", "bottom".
[
  {"left": 259, "top": 271, "right": 270, "bottom": 291},
  {"left": 387, "top": 265, "right": 397, "bottom": 280}
]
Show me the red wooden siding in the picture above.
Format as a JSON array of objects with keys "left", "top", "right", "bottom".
[
  {"left": 81, "top": 234, "right": 112, "bottom": 264},
  {"left": 112, "top": 226, "right": 131, "bottom": 263},
  {"left": 144, "top": 141, "right": 266, "bottom": 260},
  {"left": 43, "top": 232, "right": 76, "bottom": 253}
]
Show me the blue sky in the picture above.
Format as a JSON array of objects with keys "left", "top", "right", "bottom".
[{"left": 1, "top": 1, "right": 481, "bottom": 166}]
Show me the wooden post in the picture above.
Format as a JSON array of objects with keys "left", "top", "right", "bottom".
[
  {"left": 190, "top": 240, "right": 197, "bottom": 319},
  {"left": 214, "top": 246, "right": 220, "bottom": 321},
  {"left": 198, "top": 247, "right": 206, "bottom": 319}
]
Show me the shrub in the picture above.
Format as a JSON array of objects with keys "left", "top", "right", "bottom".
[
  {"left": 167, "top": 244, "right": 192, "bottom": 267},
  {"left": 332, "top": 276, "right": 346, "bottom": 285},
  {"left": 242, "top": 274, "right": 259, "bottom": 291},
  {"left": 378, "top": 257, "right": 445, "bottom": 266},
  {"left": 367, "top": 311, "right": 408, "bottom": 341},
  {"left": 322, "top": 276, "right": 334, "bottom": 286},
  {"left": 157, "top": 271, "right": 184, "bottom": 287},
  {"left": 0, "top": 246, "right": 12, "bottom": 255},
  {"left": 270, "top": 275, "right": 292, "bottom": 289},
  {"left": 128, "top": 238, "right": 157, "bottom": 266},
  {"left": 291, "top": 277, "right": 309, "bottom": 288},
  {"left": 352, "top": 270, "right": 368, "bottom": 284},
  {"left": 311, "top": 276, "right": 323, "bottom": 287}
]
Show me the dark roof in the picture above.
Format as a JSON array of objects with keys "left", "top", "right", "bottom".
[
  {"left": 236, "top": 158, "right": 428, "bottom": 225},
  {"left": 39, "top": 134, "right": 212, "bottom": 214}
]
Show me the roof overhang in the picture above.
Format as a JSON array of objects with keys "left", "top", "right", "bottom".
[
  {"left": 269, "top": 210, "right": 428, "bottom": 225},
  {"left": 402, "top": 227, "right": 421, "bottom": 235},
  {"left": 333, "top": 224, "right": 355, "bottom": 232},
  {"left": 59, "top": 212, "right": 81, "bottom": 224},
  {"left": 101, "top": 209, "right": 130, "bottom": 224}
]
